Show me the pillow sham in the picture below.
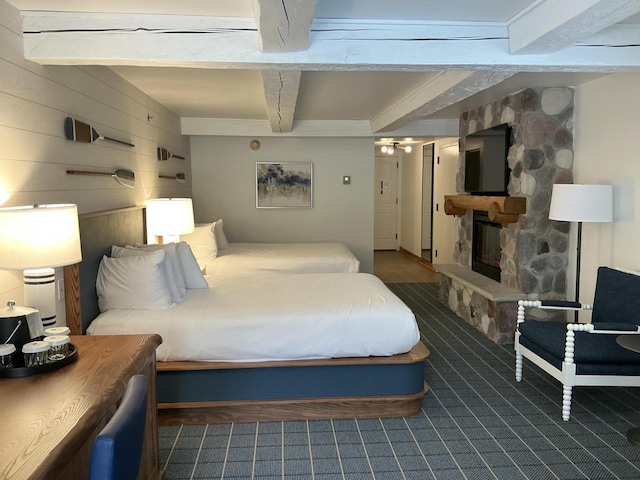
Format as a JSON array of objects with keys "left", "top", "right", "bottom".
[
  {"left": 175, "top": 241, "right": 208, "bottom": 289},
  {"left": 131, "top": 243, "right": 187, "bottom": 297},
  {"left": 112, "top": 245, "right": 184, "bottom": 304},
  {"left": 213, "top": 219, "right": 229, "bottom": 249},
  {"left": 96, "top": 251, "right": 173, "bottom": 311},
  {"left": 181, "top": 223, "right": 218, "bottom": 263}
]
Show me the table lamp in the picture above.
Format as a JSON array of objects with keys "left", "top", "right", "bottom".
[
  {"left": 0, "top": 204, "right": 82, "bottom": 327},
  {"left": 549, "top": 184, "right": 613, "bottom": 321},
  {"left": 146, "top": 198, "right": 195, "bottom": 244}
]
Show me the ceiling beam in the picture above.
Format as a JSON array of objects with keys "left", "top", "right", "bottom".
[
  {"left": 370, "top": 71, "right": 516, "bottom": 133},
  {"left": 254, "top": 0, "right": 317, "bottom": 52},
  {"left": 20, "top": 13, "right": 640, "bottom": 71},
  {"left": 262, "top": 70, "right": 301, "bottom": 133},
  {"left": 509, "top": 0, "right": 640, "bottom": 54}
]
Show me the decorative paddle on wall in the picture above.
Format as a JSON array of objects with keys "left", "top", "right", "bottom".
[
  {"left": 157, "top": 147, "right": 186, "bottom": 160},
  {"left": 64, "top": 117, "right": 135, "bottom": 147},
  {"left": 66, "top": 169, "right": 136, "bottom": 188},
  {"left": 159, "top": 173, "right": 186, "bottom": 184}
]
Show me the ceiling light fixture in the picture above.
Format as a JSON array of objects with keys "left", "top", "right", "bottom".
[{"left": 380, "top": 142, "right": 412, "bottom": 154}]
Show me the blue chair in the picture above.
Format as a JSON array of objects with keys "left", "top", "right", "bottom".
[
  {"left": 515, "top": 267, "right": 640, "bottom": 421},
  {"left": 89, "top": 374, "right": 148, "bottom": 480}
]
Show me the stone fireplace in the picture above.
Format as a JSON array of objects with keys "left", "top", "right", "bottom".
[{"left": 438, "top": 87, "right": 574, "bottom": 344}]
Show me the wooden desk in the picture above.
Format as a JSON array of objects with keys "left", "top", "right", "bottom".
[{"left": 0, "top": 335, "right": 163, "bottom": 480}]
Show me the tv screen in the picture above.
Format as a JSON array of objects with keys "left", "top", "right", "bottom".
[{"left": 464, "top": 123, "right": 512, "bottom": 195}]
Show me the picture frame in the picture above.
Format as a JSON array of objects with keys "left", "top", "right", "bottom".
[{"left": 256, "top": 162, "right": 313, "bottom": 208}]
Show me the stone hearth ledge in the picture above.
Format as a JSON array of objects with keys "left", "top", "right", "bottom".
[
  {"left": 436, "top": 264, "right": 536, "bottom": 302},
  {"left": 436, "top": 264, "right": 538, "bottom": 344}
]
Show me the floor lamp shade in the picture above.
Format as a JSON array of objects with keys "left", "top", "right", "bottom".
[
  {"left": 146, "top": 198, "right": 195, "bottom": 243},
  {"left": 0, "top": 204, "right": 82, "bottom": 326},
  {"left": 548, "top": 184, "right": 613, "bottom": 321},
  {"left": 549, "top": 184, "right": 613, "bottom": 223}
]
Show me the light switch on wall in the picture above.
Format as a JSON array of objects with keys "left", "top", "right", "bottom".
[{"left": 343, "top": 175, "right": 351, "bottom": 185}]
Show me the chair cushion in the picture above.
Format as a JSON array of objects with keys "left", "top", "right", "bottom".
[
  {"left": 592, "top": 267, "right": 640, "bottom": 325},
  {"left": 518, "top": 320, "right": 640, "bottom": 375}
]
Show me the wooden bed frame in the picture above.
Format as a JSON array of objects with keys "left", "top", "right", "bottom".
[{"left": 64, "top": 206, "right": 430, "bottom": 425}]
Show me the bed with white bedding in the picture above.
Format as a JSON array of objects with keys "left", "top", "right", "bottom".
[
  {"left": 70, "top": 207, "right": 429, "bottom": 425},
  {"left": 181, "top": 220, "right": 360, "bottom": 274},
  {"left": 87, "top": 273, "right": 418, "bottom": 362},
  {"left": 202, "top": 242, "right": 360, "bottom": 275}
]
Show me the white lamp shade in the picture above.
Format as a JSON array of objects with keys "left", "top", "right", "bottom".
[
  {"left": 146, "top": 198, "right": 195, "bottom": 236},
  {"left": 0, "top": 204, "right": 82, "bottom": 270},
  {"left": 549, "top": 184, "right": 613, "bottom": 223}
]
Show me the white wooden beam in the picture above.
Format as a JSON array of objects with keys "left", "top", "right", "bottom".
[
  {"left": 509, "top": 0, "right": 640, "bottom": 54},
  {"left": 180, "top": 118, "right": 375, "bottom": 137},
  {"left": 370, "top": 71, "right": 515, "bottom": 133},
  {"left": 254, "top": 0, "right": 317, "bottom": 52},
  {"left": 262, "top": 70, "right": 301, "bottom": 133},
  {"left": 20, "top": 13, "right": 640, "bottom": 71}
]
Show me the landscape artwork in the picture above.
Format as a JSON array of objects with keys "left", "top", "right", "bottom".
[{"left": 256, "top": 162, "right": 313, "bottom": 208}]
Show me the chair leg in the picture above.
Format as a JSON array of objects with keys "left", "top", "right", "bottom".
[
  {"left": 515, "top": 352, "right": 523, "bottom": 382},
  {"left": 562, "top": 385, "right": 572, "bottom": 421}
]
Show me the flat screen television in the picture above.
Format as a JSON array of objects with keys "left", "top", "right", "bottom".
[{"left": 464, "top": 123, "right": 512, "bottom": 196}]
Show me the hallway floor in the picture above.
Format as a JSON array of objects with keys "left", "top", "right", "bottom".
[{"left": 374, "top": 250, "right": 440, "bottom": 284}]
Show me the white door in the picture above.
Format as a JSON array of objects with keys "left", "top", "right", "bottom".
[
  {"left": 432, "top": 141, "right": 459, "bottom": 264},
  {"left": 374, "top": 155, "right": 398, "bottom": 250}
]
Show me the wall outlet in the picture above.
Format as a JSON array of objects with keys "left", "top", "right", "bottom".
[{"left": 56, "top": 279, "right": 65, "bottom": 301}]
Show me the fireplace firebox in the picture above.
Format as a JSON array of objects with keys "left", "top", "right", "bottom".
[{"left": 472, "top": 211, "right": 502, "bottom": 282}]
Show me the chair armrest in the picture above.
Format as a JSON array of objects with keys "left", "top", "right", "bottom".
[
  {"left": 589, "top": 322, "right": 640, "bottom": 333},
  {"left": 541, "top": 300, "right": 583, "bottom": 309},
  {"left": 517, "top": 300, "right": 593, "bottom": 324}
]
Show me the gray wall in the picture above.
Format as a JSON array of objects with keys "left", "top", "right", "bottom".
[{"left": 190, "top": 136, "right": 375, "bottom": 272}]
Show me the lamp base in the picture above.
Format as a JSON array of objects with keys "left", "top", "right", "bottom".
[{"left": 23, "top": 268, "right": 57, "bottom": 327}]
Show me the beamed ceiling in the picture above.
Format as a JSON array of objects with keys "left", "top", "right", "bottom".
[{"left": 7, "top": 0, "right": 640, "bottom": 140}]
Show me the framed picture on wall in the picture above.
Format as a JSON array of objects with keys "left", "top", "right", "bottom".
[{"left": 256, "top": 162, "right": 313, "bottom": 208}]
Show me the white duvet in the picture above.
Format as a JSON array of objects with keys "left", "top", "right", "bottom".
[
  {"left": 87, "top": 273, "right": 419, "bottom": 363},
  {"left": 202, "top": 243, "right": 360, "bottom": 275}
]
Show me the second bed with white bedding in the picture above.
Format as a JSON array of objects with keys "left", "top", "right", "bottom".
[
  {"left": 202, "top": 242, "right": 360, "bottom": 275},
  {"left": 87, "top": 272, "right": 419, "bottom": 363}
]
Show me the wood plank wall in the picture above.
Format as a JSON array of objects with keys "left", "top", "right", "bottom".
[{"left": 0, "top": 0, "right": 191, "bottom": 315}]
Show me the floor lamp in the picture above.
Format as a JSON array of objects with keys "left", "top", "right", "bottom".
[{"left": 548, "top": 184, "right": 613, "bottom": 322}]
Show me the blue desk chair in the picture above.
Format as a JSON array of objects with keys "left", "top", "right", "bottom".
[
  {"left": 515, "top": 267, "right": 640, "bottom": 421},
  {"left": 89, "top": 374, "right": 148, "bottom": 480}
]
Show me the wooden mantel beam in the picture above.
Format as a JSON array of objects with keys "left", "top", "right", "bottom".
[
  {"left": 20, "top": 14, "right": 640, "bottom": 71},
  {"left": 509, "top": 0, "right": 640, "bottom": 54}
]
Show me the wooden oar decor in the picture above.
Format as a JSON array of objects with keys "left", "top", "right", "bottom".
[
  {"left": 157, "top": 147, "right": 186, "bottom": 161},
  {"left": 159, "top": 173, "right": 186, "bottom": 184},
  {"left": 66, "top": 169, "right": 136, "bottom": 188},
  {"left": 64, "top": 117, "right": 135, "bottom": 147}
]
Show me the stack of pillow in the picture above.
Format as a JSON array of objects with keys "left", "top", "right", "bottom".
[
  {"left": 96, "top": 241, "right": 208, "bottom": 312},
  {"left": 181, "top": 219, "right": 229, "bottom": 272}
]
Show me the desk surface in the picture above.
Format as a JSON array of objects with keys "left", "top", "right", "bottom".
[
  {"left": 0, "top": 334, "right": 162, "bottom": 480},
  {"left": 617, "top": 335, "right": 640, "bottom": 354}
]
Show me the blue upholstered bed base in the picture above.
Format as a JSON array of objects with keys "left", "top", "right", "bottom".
[{"left": 157, "top": 362, "right": 425, "bottom": 403}]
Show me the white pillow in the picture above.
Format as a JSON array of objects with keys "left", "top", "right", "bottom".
[
  {"left": 181, "top": 223, "right": 217, "bottom": 262},
  {"left": 213, "top": 219, "right": 229, "bottom": 249},
  {"left": 112, "top": 245, "right": 184, "bottom": 304},
  {"left": 131, "top": 243, "right": 187, "bottom": 298},
  {"left": 96, "top": 252, "right": 173, "bottom": 311},
  {"left": 176, "top": 242, "right": 208, "bottom": 289}
]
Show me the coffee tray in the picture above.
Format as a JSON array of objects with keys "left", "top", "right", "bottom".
[{"left": 0, "top": 343, "right": 78, "bottom": 378}]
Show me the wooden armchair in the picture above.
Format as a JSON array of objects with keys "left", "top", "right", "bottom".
[{"left": 515, "top": 267, "right": 640, "bottom": 421}]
